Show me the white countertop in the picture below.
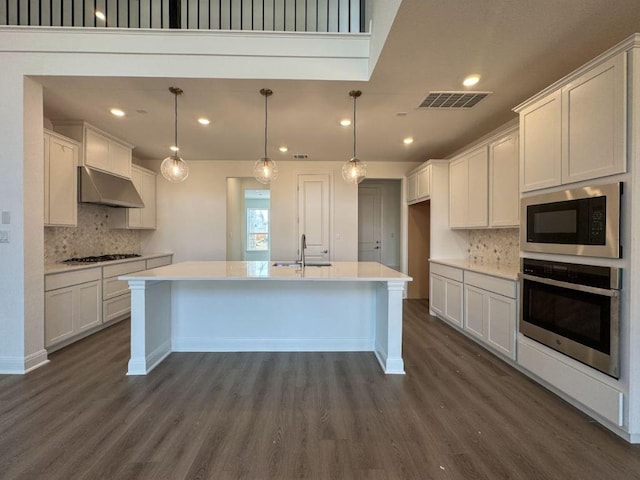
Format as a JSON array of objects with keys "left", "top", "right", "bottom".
[
  {"left": 120, "top": 261, "right": 412, "bottom": 282},
  {"left": 429, "top": 258, "right": 519, "bottom": 281},
  {"left": 45, "top": 252, "right": 173, "bottom": 275}
]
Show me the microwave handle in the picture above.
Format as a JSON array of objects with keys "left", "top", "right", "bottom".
[{"left": 519, "top": 273, "right": 619, "bottom": 297}]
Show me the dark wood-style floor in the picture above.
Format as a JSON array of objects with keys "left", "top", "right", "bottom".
[{"left": 2, "top": 300, "right": 640, "bottom": 480}]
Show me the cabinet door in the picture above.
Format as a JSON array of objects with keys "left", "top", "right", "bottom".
[
  {"left": 430, "top": 274, "right": 446, "bottom": 318},
  {"left": 110, "top": 141, "right": 132, "bottom": 179},
  {"left": 47, "top": 136, "right": 78, "bottom": 227},
  {"left": 489, "top": 132, "right": 519, "bottom": 227},
  {"left": 140, "top": 170, "right": 157, "bottom": 228},
  {"left": 449, "top": 157, "right": 468, "bottom": 228},
  {"left": 127, "top": 167, "right": 144, "bottom": 228},
  {"left": 75, "top": 280, "right": 102, "bottom": 332},
  {"left": 85, "top": 128, "right": 111, "bottom": 172},
  {"left": 464, "top": 285, "right": 485, "bottom": 339},
  {"left": 445, "top": 279, "right": 463, "bottom": 328},
  {"left": 416, "top": 166, "right": 431, "bottom": 199},
  {"left": 406, "top": 173, "right": 418, "bottom": 203},
  {"left": 45, "top": 287, "right": 75, "bottom": 347},
  {"left": 466, "top": 148, "right": 488, "bottom": 227},
  {"left": 562, "top": 52, "right": 626, "bottom": 184},
  {"left": 520, "top": 91, "right": 562, "bottom": 192},
  {"left": 43, "top": 133, "right": 51, "bottom": 224},
  {"left": 486, "top": 292, "right": 516, "bottom": 359}
]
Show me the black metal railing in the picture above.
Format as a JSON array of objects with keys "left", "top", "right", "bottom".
[{"left": 0, "top": 0, "right": 367, "bottom": 32}]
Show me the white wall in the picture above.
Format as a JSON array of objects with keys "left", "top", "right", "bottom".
[{"left": 141, "top": 160, "right": 418, "bottom": 263}]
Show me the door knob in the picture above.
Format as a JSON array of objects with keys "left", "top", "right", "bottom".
[
  {"left": 322, "top": 250, "right": 328, "bottom": 254},
  {"left": 374, "top": 246, "right": 380, "bottom": 249}
]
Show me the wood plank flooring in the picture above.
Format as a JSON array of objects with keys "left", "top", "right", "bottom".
[{"left": 2, "top": 299, "right": 640, "bottom": 479}]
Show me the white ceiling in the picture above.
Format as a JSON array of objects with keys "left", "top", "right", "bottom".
[{"left": 40, "top": 0, "right": 640, "bottom": 164}]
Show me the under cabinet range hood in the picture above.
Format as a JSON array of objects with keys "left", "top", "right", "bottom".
[{"left": 78, "top": 167, "right": 144, "bottom": 208}]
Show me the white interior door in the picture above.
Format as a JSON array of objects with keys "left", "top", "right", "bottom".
[
  {"left": 298, "top": 174, "right": 331, "bottom": 261},
  {"left": 358, "top": 186, "right": 382, "bottom": 262}
]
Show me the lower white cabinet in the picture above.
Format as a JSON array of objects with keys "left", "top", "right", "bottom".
[
  {"left": 45, "top": 267, "right": 102, "bottom": 348},
  {"left": 102, "top": 259, "right": 147, "bottom": 324},
  {"left": 429, "top": 263, "right": 464, "bottom": 327},
  {"left": 430, "top": 261, "right": 518, "bottom": 361}
]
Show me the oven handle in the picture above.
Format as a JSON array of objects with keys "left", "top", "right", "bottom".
[{"left": 519, "top": 273, "right": 619, "bottom": 297}]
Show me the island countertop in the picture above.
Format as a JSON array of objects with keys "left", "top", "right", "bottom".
[{"left": 120, "top": 261, "right": 412, "bottom": 282}]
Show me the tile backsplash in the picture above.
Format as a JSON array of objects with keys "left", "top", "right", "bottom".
[
  {"left": 468, "top": 228, "right": 519, "bottom": 265},
  {"left": 44, "top": 204, "right": 141, "bottom": 264}
]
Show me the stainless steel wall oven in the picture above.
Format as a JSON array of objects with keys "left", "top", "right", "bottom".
[{"left": 519, "top": 258, "right": 621, "bottom": 378}]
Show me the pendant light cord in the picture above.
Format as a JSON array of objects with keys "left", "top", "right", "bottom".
[
  {"left": 174, "top": 91, "right": 179, "bottom": 154},
  {"left": 353, "top": 93, "right": 357, "bottom": 159},
  {"left": 264, "top": 92, "right": 268, "bottom": 159}
]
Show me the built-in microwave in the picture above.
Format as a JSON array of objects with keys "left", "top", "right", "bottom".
[{"left": 520, "top": 182, "right": 622, "bottom": 258}]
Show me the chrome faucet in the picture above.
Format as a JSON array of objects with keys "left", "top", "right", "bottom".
[{"left": 299, "top": 233, "right": 307, "bottom": 268}]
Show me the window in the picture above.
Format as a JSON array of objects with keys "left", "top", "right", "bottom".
[{"left": 247, "top": 208, "right": 269, "bottom": 251}]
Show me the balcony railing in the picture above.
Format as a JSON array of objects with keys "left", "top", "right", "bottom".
[{"left": 0, "top": 0, "right": 367, "bottom": 32}]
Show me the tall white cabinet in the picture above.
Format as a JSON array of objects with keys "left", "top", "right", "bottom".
[{"left": 44, "top": 129, "right": 79, "bottom": 227}]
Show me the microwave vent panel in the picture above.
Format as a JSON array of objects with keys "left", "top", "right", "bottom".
[{"left": 419, "top": 91, "right": 491, "bottom": 109}]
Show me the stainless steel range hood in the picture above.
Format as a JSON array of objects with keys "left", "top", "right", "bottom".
[{"left": 78, "top": 166, "right": 144, "bottom": 208}]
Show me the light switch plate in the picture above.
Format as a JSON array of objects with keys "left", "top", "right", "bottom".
[
  {"left": 1, "top": 211, "right": 9, "bottom": 225},
  {"left": 0, "top": 231, "right": 9, "bottom": 243}
]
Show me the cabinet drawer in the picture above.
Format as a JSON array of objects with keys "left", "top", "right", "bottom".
[
  {"left": 103, "top": 277, "right": 130, "bottom": 300},
  {"left": 45, "top": 267, "right": 101, "bottom": 291},
  {"left": 146, "top": 256, "right": 172, "bottom": 269},
  {"left": 464, "top": 271, "right": 516, "bottom": 298},
  {"left": 103, "top": 293, "right": 131, "bottom": 324},
  {"left": 103, "top": 260, "right": 146, "bottom": 278},
  {"left": 429, "top": 262, "right": 464, "bottom": 282}
]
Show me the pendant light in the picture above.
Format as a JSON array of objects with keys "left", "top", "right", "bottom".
[
  {"left": 161, "top": 86, "right": 189, "bottom": 183},
  {"left": 341, "top": 90, "right": 367, "bottom": 184},
  {"left": 253, "top": 88, "right": 279, "bottom": 185}
]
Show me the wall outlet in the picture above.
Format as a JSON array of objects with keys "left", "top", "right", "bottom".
[{"left": 0, "top": 231, "right": 9, "bottom": 243}]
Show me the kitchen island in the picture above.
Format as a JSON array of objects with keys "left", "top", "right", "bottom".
[{"left": 121, "top": 261, "right": 411, "bottom": 376}]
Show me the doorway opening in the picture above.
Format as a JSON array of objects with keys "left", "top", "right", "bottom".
[
  {"left": 407, "top": 200, "right": 430, "bottom": 299},
  {"left": 358, "top": 179, "right": 401, "bottom": 271},
  {"left": 226, "top": 178, "right": 270, "bottom": 261}
]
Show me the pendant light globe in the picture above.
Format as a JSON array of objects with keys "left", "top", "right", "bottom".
[
  {"left": 342, "top": 90, "right": 366, "bottom": 184},
  {"left": 254, "top": 88, "right": 278, "bottom": 185},
  {"left": 161, "top": 87, "right": 189, "bottom": 183}
]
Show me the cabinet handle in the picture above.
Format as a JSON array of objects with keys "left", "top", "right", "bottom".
[{"left": 322, "top": 250, "right": 328, "bottom": 254}]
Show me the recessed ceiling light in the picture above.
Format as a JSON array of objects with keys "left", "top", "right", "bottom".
[
  {"left": 340, "top": 119, "right": 352, "bottom": 127},
  {"left": 95, "top": 11, "right": 106, "bottom": 21},
  {"left": 110, "top": 108, "right": 125, "bottom": 117},
  {"left": 463, "top": 74, "right": 481, "bottom": 87},
  {"left": 198, "top": 118, "right": 210, "bottom": 125},
  {"left": 403, "top": 137, "right": 414, "bottom": 145},
  {"left": 279, "top": 146, "right": 288, "bottom": 153},
  {"left": 170, "top": 145, "right": 179, "bottom": 152}
]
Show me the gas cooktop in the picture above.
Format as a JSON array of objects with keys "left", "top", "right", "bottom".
[{"left": 62, "top": 253, "right": 142, "bottom": 264}]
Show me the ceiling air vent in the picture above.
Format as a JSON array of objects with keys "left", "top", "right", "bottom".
[
  {"left": 293, "top": 154, "right": 309, "bottom": 159},
  {"left": 419, "top": 91, "right": 491, "bottom": 109}
]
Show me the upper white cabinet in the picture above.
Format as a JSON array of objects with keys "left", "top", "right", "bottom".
[
  {"left": 109, "top": 165, "right": 157, "bottom": 229},
  {"left": 449, "top": 147, "right": 488, "bottom": 228},
  {"left": 406, "top": 164, "right": 432, "bottom": 204},
  {"left": 449, "top": 126, "right": 519, "bottom": 229},
  {"left": 44, "top": 129, "right": 79, "bottom": 227},
  {"left": 517, "top": 51, "right": 626, "bottom": 192},
  {"left": 53, "top": 121, "right": 134, "bottom": 179},
  {"left": 489, "top": 128, "right": 520, "bottom": 227}
]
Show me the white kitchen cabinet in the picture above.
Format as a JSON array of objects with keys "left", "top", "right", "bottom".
[
  {"left": 109, "top": 165, "right": 157, "bottom": 229},
  {"left": 44, "top": 130, "right": 79, "bottom": 227},
  {"left": 406, "top": 164, "right": 432, "bottom": 204},
  {"left": 463, "top": 271, "right": 517, "bottom": 360},
  {"left": 53, "top": 121, "right": 134, "bottom": 179},
  {"left": 45, "top": 267, "right": 102, "bottom": 348},
  {"left": 429, "top": 263, "right": 463, "bottom": 328},
  {"left": 489, "top": 129, "right": 519, "bottom": 227},
  {"left": 449, "top": 147, "right": 488, "bottom": 228},
  {"left": 146, "top": 255, "right": 173, "bottom": 269},
  {"left": 517, "top": 51, "right": 626, "bottom": 192},
  {"left": 102, "top": 260, "right": 147, "bottom": 324}
]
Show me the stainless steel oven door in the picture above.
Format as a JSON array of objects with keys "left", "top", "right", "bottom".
[{"left": 519, "top": 273, "right": 620, "bottom": 378}]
